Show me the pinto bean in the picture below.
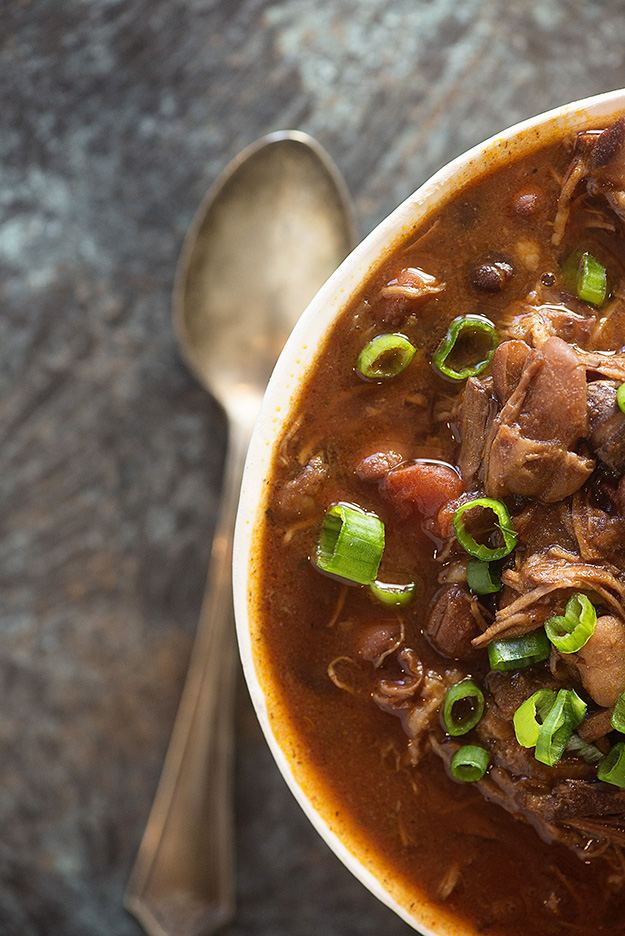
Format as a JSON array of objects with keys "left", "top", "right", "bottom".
[{"left": 425, "top": 585, "right": 482, "bottom": 661}]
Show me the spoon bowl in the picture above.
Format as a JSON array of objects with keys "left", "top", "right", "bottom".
[
  {"left": 126, "top": 130, "right": 356, "bottom": 936},
  {"left": 174, "top": 131, "right": 357, "bottom": 425}
]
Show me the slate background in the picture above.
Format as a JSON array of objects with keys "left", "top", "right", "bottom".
[{"left": 3, "top": 1, "right": 625, "bottom": 934}]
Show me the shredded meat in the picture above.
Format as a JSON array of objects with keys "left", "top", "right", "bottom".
[
  {"left": 554, "top": 116, "right": 625, "bottom": 243},
  {"left": 524, "top": 778, "right": 625, "bottom": 822},
  {"left": 484, "top": 337, "right": 594, "bottom": 503},
  {"left": 578, "top": 708, "right": 614, "bottom": 743},
  {"left": 378, "top": 266, "right": 445, "bottom": 302},
  {"left": 498, "top": 289, "right": 597, "bottom": 347},
  {"left": 403, "top": 667, "right": 460, "bottom": 763},
  {"left": 373, "top": 647, "right": 425, "bottom": 709},
  {"left": 576, "top": 347, "right": 625, "bottom": 381},
  {"left": 571, "top": 489, "right": 625, "bottom": 566},
  {"left": 586, "top": 380, "right": 625, "bottom": 472},
  {"left": 586, "top": 116, "right": 625, "bottom": 222},
  {"left": 455, "top": 377, "right": 497, "bottom": 486},
  {"left": 473, "top": 549, "right": 625, "bottom": 647},
  {"left": 490, "top": 339, "right": 530, "bottom": 402}
]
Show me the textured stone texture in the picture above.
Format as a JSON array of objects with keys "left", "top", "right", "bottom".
[{"left": 3, "top": 1, "right": 625, "bottom": 933}]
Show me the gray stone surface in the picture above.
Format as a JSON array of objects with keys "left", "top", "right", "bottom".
[{"left": 3, "top": 0, "right": 625, "bottom": 933}]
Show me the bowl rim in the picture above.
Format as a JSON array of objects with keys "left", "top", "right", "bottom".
[{"left": 233, "top": 87, "right": 625, "bottom": 935}]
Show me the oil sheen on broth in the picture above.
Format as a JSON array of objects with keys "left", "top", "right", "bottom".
[{"left": 254, "top": 116, "right": 625, "bottom": 935}]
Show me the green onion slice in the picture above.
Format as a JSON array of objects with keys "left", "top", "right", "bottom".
[
  {"left": 315, "top": 503, "right": 385, "bottom": 585},
  {"left": 545, "top": 593, "right": 597, "bottom": 654},
  {"left": 617, "top": 383, "right": 625, "bottom": 415},
  {"left": 450, "top": 744, "right": 489, "bottom": 782},
  {"left": 566, "top": 733, "right": 604, "bottom": 764},
  {"left": 562, "top": 250, "right": 608, "bottom": 306},
  {"left": 577, "top": 252, "right": 607, "bottom": 306},
  {"left": 611, "top": 690, "right": 625, "bottom": 733},
  {"left": 443, "top": 680, "right": 485, "bottom": 736},
  {"left": 598, "top": 742, "right": 625, "bottom": 788},
  {"left": 432, "top": 314, "right": 498, "bottom": 380},
  {"left": 488, "top": 630, "right": 551, "bottom": 672},
  {"left": 453, "top": 497, "right": 517, "bottom": 561},
  {"left": 513, "top": 689, "right": 557, "bottom": 748},
  {"left": 535, "top": 688, "right": 587, "bottom": 767},
  {"left": 356, "top": 333, "right": 416, "bottom": 380},
  {"left": 466, "top": 557, "right": 502, "bottom": 595},
  {"left": 369, "top": 578, "right": 417, "bottom": 607}
]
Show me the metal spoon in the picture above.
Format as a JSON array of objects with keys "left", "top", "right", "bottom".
[{"left": 125, "top": 131, "right": 356, "bottom": 936}]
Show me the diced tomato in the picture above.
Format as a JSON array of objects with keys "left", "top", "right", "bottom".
[{"left": 381, "top": 461, "right": 464, "bottom": 521}]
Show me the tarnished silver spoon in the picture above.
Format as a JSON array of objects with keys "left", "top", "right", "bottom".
[{"left": 125, "top": 131, "right": 356, "bottom": 936}]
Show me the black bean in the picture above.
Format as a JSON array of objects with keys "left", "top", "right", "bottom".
[{"left": 470, "top": 261, "right": 513, "bottom": 292}]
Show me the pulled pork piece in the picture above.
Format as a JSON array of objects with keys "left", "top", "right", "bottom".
[
  {"left": 433, "top": 669, "right": 624, "bottom": 858},
  {"left": 473, "top": 548, "right": 625, "bottom": 647},
  {"left": 378, "top": 266, "right": 445, "bottom": 303},
  {"left": 523, "top": 778, "right": 625, "bottom": 823},
  {"left": 374, "top": 647, "right": 425, "bottom": 708},
  {"left": 578, "top": 707, "right": 614, "bottom": 743},
  {"left": 589, "top": 292, "right": 625, "bottom": 351},
  {"left": 586, "top": 380, "right": 625, "bottom": 472},
  {"left": 586, "top": 117, "right": 625, "bottom": 222},
  {"left": 403, "top": 666, "right": 461, "bottom": 763},
  {"left": 365, "top": 644, "right": 462, "bottom": 764},
  {"left": 431, "top": 737, "right": 596, "bottom": 853},
  {"left": 576, "top": 347, "right": 625, "bottom": 382},
  {"left": 571, "top": 488, "right": 625, "bottom": 565},
  {"left": 484, "top": 336, "right": 595, "bottom": 503},
  {"left": 455, "top": 377, "right": 497, "bottom": 487},
  {"left": 554, "top": 116, "right": 625, "bottom": 244},
  {"left": 498, "top": 287, "right": 597, "bottom": 348},
  {"left": 425, "top": 585, "right": 483, "bottom": 661},
  {"left": 490, "top": 339, "right": 530, "bottom": 402}
]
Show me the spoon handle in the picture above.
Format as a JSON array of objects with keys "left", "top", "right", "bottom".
[{"left": 125, "top": 417, "right": 251, "bottom": 936}]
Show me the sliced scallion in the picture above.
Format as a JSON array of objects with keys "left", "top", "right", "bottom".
[
  {"left": 566, "top": 733, "right": 604, "bottom": 764},
  {"left": 513, "top": 689, "right": 557, "bottom": 748},
  {"left": 598, "top": 742, "right": 625, "bottom": 788},
  {"left": 315, "top": 503, "right": 384, "bottom": 585},
  {"left": 443, "top": 680, "right": 485, "bottom": 737},
  {"left": 535, "top": 688, "right": 587, "bottom": 767},
  {"left": 432, "top": 315, "right": 498, "bottom": 380},
  {"left": 466, "top": 557, "right": 502, "bottom": 595},
  {"left": 562, "top": 250, "right": 608, "bottom": 306},
  {"left": 611, "top": 690, "right": 625, "bottom": 733},
  {"left": 369, "top": 578, "right": 416, "bottom": 607},
  {"left": 545, "top": 593, "right": 597, "bottom": 654},
  {"left": 453, "top": 497, "right": 517, "bottom": 561},
  {"left": 488, "top": 630, "right": 551, "bottom": 672},
  {"left": 577, "top": 252, "right": 607, "bottom": 306},
  {"left": 356, "top": 333, "right": 416, "bottom": 380},
  {"left": 450, "top": 744, "right": 489, "bottom": 782}
]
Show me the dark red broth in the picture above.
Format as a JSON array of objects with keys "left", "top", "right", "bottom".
[{"left": 251, "top": 117, "right": 625, "bottom": 935}]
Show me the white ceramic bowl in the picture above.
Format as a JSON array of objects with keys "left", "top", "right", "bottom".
[{"left": 233, "top": 87, "right": 625, "bottom": 934}]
